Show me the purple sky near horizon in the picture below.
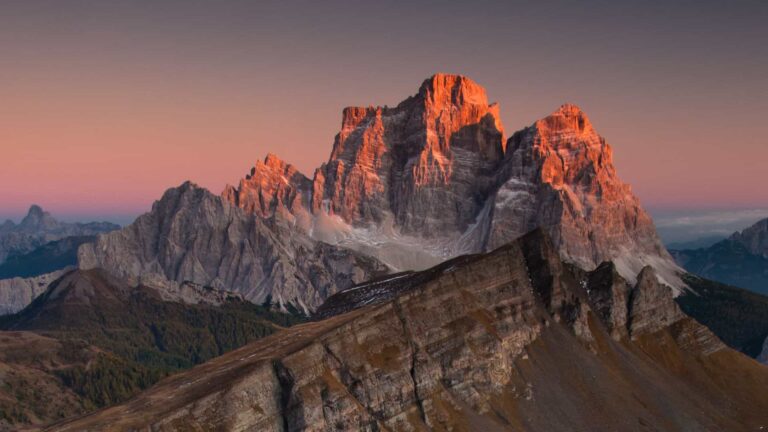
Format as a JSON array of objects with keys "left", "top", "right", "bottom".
[{"left": 1, "top": 0, "right": 767, "bottom": 240}]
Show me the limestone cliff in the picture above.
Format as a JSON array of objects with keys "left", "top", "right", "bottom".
[{"left": 78, "top": 182, "right": 388, "bottom": 312}]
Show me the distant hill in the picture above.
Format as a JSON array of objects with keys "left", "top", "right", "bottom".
[
  {"left": 677, "top": 274, "right": 768, "bottom": 358},
  {"left": 0, "top": 269, "right": 302, "bottom": 429},
  {"left": 0, "top": 205, "right": 118, "bottom": 264},
  {"left": 0, "top": 235, "right": 95, "bottom": 279},
  {"left": 666, "top": 235, "right": 726, "bottom": 250},
  {"left": 672, "top": 218, "right": 768, "bottom": 295}
]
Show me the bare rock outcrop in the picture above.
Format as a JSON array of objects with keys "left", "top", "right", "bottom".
[
  {"left": 585, "top": 262, "right": 630, "bottom": 340},
  {"left": 627, "top": 266, "right": 686, "bottom": 338}
]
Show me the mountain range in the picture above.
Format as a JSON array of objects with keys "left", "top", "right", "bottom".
[
  {"left": 78, "top": 74, "right": 683, "bottom": 314},
  {"left": 0, "top": 205, "right": 118, "bottom": 264},
  {"left": 0, "top": 74, "right": 767, "bottom": 431},
  {"left": 0, "top": 208, "right": 118, "bottom": 315},
  {"left": 672, "top": 218, "right": 768, "bottom": 295}
]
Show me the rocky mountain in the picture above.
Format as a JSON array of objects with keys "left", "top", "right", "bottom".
[
  {"left": 73, "top": 74, "right": 682, "bottom": 313},
  {"left": 51, "top": 231, "right": 768, "bottom": 432},
  {"left": 672, "top": 217, "right": 768, "bottom": 295},
  {"left": 732, "top": 218, "right": 768, "bottom": 257},
  {"left": 0, "top": 234, "right": 113, "bottom": 316},
  {"left": 224, "top": 74, "right": 682, "bottom": 290},
  {"left": 0, "top": 206, "right": 118, "bottom": 264},
  {"left": 78, "top": 182, "right": 389, "bottom": 312},
  {"left": 0, "top": 268, "right": 303, "bottom": 430}
]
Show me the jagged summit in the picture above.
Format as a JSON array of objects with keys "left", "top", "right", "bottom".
[
  {"left": 221, "top": 74, "right": 682, "bottom": 291},
  {"left": 415, "top": 73, "right": 491, "bottom": 107},
  {"left": 541, "top": 103, "right": 594, "bottom": 135}
]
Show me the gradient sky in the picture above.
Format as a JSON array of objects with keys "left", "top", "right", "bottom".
[{"left": 1, "top": 1, "right": 767, "bottom": 235}]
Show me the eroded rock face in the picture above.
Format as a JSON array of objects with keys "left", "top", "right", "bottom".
[
  {"left": 78, "top": 182, "right": 388, "bottom": 312},
  {"left": 54, "top": 232, "right": 767, "bottom": 432},
  {"left": 491, "top": 105, "right": 680, "bottom": 287},
  {"left": 224, "top": 74, "right": 681, "bottom": 290},
  {"left": 314, "top": 74, "right": 505, "bottom": 234},
  {"left": 585, "top": 262, "right": 630, "bottom": 340},
  {"left": 627, "top": 266, "right": 685, "bottom": 338}
]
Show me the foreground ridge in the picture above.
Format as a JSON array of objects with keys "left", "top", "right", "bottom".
[{"left": 53, "top": 231, "right": 768, "bottom": 431}]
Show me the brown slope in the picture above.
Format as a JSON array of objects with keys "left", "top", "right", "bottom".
[
  {"left": 51, "top": 231, "right": 768, "bottom": 431},
  {"left": 0, "top": 332, "right": 107, "bottom": 430}
]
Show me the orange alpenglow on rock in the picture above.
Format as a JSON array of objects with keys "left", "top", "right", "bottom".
[
  {"left": 76, "top": 74, "right": 684, "bottom": 313},
  {"left": 221, "top": 74, "right": 683, "bottom": 290}
]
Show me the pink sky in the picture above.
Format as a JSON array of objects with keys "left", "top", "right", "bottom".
[{"left": 1, "top": 1, "right": 766, "bottom": 222}]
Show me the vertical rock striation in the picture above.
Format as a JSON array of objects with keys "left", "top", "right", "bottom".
[{"left": 78, "top": 182, "right": 388, "bottom": 312}]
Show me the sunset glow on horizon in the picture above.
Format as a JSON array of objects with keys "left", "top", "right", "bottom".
[{"left": 2, "top": 0, "right": 767, "bottom": 223}]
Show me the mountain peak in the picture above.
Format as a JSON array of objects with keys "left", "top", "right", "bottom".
[
  {"left": 19, "top": 204, "right": 54, "bottom": 228},
  {"left": 554, "top": 102, "right": 587, "bottom": 115},
  {"left": 27, "top": 205, "right": 44, "bottom": 217},
  {"left": 263, "top": 152, "right": 285, "bottom": 169},
  {"left": 417, "top": 73, "right": 489, "bottom": 107},
  {"left": 537, "top": 103, "right": 594, "bottom": 136}
]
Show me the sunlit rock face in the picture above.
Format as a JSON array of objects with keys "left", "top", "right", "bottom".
[
  {"left": 224, "top": 74, "right": 682, "bottom": 289},
  {"left": 312, "top": 74, "right": 505, "bottom": 236},
  {"left": 490, "top": 104, "right": 681, "bottom": 287}
]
